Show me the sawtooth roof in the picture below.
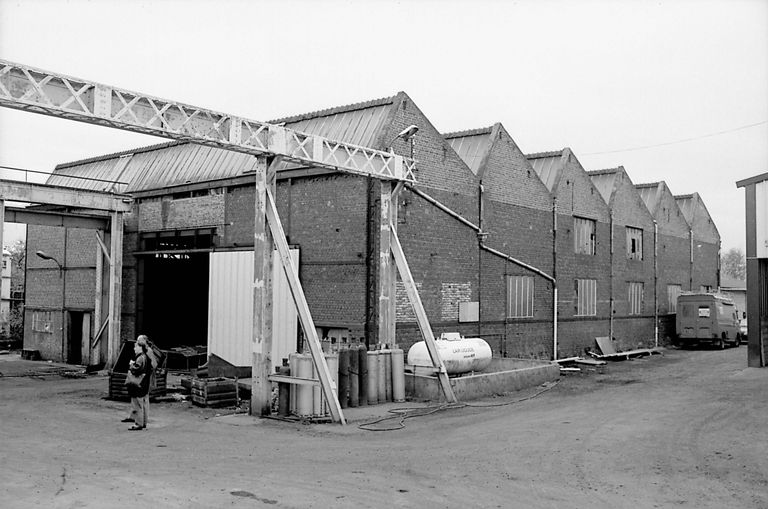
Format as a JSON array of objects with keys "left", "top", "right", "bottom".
[{"left": 525, "top": 149, "right": 567, "bottom": 192}]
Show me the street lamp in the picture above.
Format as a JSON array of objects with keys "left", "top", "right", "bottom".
[
  {"left": 387, "top": 124, "right": 419, "bottom": 159},
  {"left": 36, "top": 250, "right": 63, "bottom": 277}
]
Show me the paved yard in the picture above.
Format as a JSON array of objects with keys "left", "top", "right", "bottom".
[{"left": 0, "top": 345, "right": 766, "bottom": 508}]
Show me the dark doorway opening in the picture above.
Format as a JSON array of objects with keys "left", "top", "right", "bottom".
[
  {"left": 66, "top": 311, "right": 83, "bottom": 365},
  {"left": 139, "top": 253, "right": 209, "bottom": 351}
]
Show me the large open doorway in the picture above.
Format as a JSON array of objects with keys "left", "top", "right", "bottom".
[{"left": 138, "top": 253, "right": 209, "bottom": 350}]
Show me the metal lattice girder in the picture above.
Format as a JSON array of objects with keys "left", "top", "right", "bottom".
[{"left": 0, "top": 59, "right": 417, "bottom": 182}]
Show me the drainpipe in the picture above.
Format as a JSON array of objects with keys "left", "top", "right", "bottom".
[
  {"left": 653, "top": 220, "right": 659, "bottom": 348},
  {"left": 609, "top": 210, "right": 614, "bottom": 340},
  {"left": 689, "top": 228, "right": 694, "bottom": 291},
  {"left": 478, "top": 184, "right": 484, "bottom": 337},
  {"left": 406, "top": 184, "right": 557, "bottom": 355},
  {"left": 552, "top": 199, "right": 558, "bottom": 361}
]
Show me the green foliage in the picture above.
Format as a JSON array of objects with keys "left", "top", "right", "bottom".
[{"left": 721, "top": 247, "right": 746, "bottom": 280}]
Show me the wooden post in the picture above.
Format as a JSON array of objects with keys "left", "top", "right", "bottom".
[
  {"left": 93, "top": 231, "right": 103, "bottom": 365},
  {"left": 0, "top": 200, "right": 4, "bottom": 334},
  {"left": 378, "top": 181, "right": 393, "bottom": 347},
  {"left": 106, "top": 211, "right": 123, "bottom": 369},
  {"left": 251, "top": 155, "right": 274, "bottom": 416},
  {"left": 390, "top": 226, "right": 457, "bottom": 403},
  {"left": 265, "top": 188, "right": 345, "bottom": 424}
]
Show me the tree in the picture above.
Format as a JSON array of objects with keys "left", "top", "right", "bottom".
[
  {"left": 721, "top": 247, "right": 746, "bottom": 280},
  {"left": 6, "top": 240, "right": 25, "bottom": 344}
]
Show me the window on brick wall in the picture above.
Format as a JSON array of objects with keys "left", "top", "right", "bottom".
[
  {"left": 628, "top": 282, "right": 644, "bottom": 315},
  {"left": 574, "top": 217, "right": 596, "bottom": 255},
  {"left": 140, "top": 228, "right": 216, "bottom": 251},
  {"left": 626, "top": 227, "right": 643, "bottom": 260},
  {"left": 700, "top": 285, "right": 713, "bottom": 293},
  {"left": 507, "top": 275, "right": 534, "bottom": 318},
  {"left": 32, "top": 311, "right": 53, "bottom": 333},
  {"left": 575, "top": 278, "right": 597, "bottom": 316},
  {"left": 667, "top": 284, "right": 682, "bottom": 313}
]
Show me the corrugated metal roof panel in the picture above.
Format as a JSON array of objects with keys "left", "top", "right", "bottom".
[
  {"left": 280, "top": 103, "right": 392, "bottom": 148},
  {"left": 675, "top": 194, "right": 696, "bottom": 224},
  {"left": 527, "top": 155, "right": 561, "bottom": 192},
  {"left": 588, "top": 171, "right": 618, "bottom": 204},
  {"left": 47, "top": 143, "right": 260, "bottom": 192},
  {"left": 635, "top": 183, "right": 660, "bottom": 215},
  {"left": 447, "top": 134, "right": 492, "bottom": 175}
]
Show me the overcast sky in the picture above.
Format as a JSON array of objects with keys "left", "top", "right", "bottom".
[{"left": 1, "top": 0, "right": 766, "bottom": 254}]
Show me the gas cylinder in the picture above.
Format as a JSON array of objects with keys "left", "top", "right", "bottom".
[{"left": 407, "top": 335, "right": 492, "bottom": 374}]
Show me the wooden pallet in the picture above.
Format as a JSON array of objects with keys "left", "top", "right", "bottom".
[
  {"left": 108, "top": 370, "right": 168, "bottom": 401},
  {"left": 190, "top": 377, "right": 238, "bottom": 407}
]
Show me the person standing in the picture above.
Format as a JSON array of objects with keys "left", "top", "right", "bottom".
[{"left": 123, "top": 336, "right": 152, "bottom": 430}]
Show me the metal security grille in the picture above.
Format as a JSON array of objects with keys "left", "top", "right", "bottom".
[
  {"left": 575, "top": 278, "right": 597, "bottom": 316},
  {"left": 629, "top": 281, "right": 644, "bottom": 315},
  {"left": 626, "top": 226, "right": 643, "bottom": 260},
  {"left": 574, "top": 217, "right": 596, "bottom": 255},
  {"left": 507, "top": 275, "right": 534, "bottom": 318},
  {"left": 667, "top": 284, "right": 682, "bottom": 313}
]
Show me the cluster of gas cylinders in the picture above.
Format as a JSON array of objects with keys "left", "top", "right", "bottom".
[
  {"left": 277, "top": 334, "right": 493, "bottom": 418},
  {"left": 280, "top": 346, "right": 406, "bottom": 418}
]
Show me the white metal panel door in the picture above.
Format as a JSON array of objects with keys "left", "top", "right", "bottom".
[
  {"left": 208, "top": 249, "right": 298, "bottom": 369},
  {"left": 756, "top": 181, "right": 768, "bottom": 258}
]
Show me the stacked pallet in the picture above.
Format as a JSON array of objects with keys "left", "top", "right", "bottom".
[{"left": 191, "top": 377, "right": 237, "bottom": 407}]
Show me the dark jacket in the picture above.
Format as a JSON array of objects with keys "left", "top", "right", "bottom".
[{"left": 127, "top": 352, "right": 151, "bottom": 397}]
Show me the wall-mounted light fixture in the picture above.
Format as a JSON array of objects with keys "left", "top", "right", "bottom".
[{"left": 36, "top": 250, "right": 63, "bottom": 277}]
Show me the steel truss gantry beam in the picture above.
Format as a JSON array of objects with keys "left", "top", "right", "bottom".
[
  {"left": 0, "top": 59, "right": 456, "bottom": 423},
  {"left": 0, "top": 59, "right": 416, "bottom": 182}
]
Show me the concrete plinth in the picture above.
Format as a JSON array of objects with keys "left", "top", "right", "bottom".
[{"left": 405, "top": 358, "right": 560, "bottom": 402}]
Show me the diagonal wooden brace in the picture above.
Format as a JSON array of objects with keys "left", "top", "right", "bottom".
[
  {"left": 389, "top": 225, "right": 457, "bottom": 403},
  {"left": 265, "top": 188, "right": 346, "bottom": 424}
]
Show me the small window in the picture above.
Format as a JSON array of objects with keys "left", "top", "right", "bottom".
[
  {"left": 628, "top": 282, "right": 644, "bottom": 315},
  {"left": 574, "top": 217, "right": 596, "bottom": 255},
  {"left": 700, "top": 285, "right": 713, "bottom": 293},
  {"left": 575, "top": 278, "right": 597, "bottom": 316},
  {"left": 32, "top": 311, "right": 53, "bottom": 333},
  {"left": 626, "top": 227, "right": 643, "bottom": 260},
  {"left": 667, "top": 284, "right": 682, "bottom": 313},
  {"left": 507, "top": 276, "right": 534, "bottom": 318}
]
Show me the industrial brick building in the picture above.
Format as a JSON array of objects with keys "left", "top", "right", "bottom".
[
  {"left": 635, "top": 181, "right": 694, "bottom": 340},
  {"left": 526, "top": 149, "right": 613, "bottom": 355},
  {"left": 587, "top": 167, "right": 656, "bottom": 350},
  {"left": 22, "top": 94, "right": 722, "bottom": 370},
  {"left": 674, "top": 192, "right": 721, "bottom": 292}
]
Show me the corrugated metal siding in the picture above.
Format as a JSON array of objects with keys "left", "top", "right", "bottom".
[
  {"left": 281, "top": 104, "right": 392, "bottom": 148},
  {"left": 447, "top": 134, "right": 492, "bottom": 175},
  {"left": 589, "top": 172, "right": 617, "bottom": 205},
  {"left": 47, "top": 143, "right": 260, "bottom": 193},
  {"left": 528, "top": 156, "right": 561, "bottom": 192},
  {"left": 208, "top": 249, "right": 299, "bottom": 369}
]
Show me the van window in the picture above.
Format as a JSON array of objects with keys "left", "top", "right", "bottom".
[
  {"left": 681, "top": 304, "right": 691, "bottom": 317},
  {"left": 698, "top": 306, "right": 711, "bottom": 318}
]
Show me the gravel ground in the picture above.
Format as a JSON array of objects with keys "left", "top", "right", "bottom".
[{"left": 1, "top": 344, "right": 766, "bottom": 509}]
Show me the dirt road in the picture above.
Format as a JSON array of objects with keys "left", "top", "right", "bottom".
[{"left": 1, "top": 346, "right": 766, "bottom": 509}]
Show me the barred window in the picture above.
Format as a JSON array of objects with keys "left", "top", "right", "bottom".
[
  {"left": 667, "top": 284, "right": 682, "bottom": 313},
  {"left": 626, "top": 227, "right": 643, "bottom": 260},
  {"left": 628, "top": 282, "right": 644, "bottom": 315},
  {"left": 700, "top": 285, "right": 713, "bottom": 293},
  {"left": 574, "top": 217, "right": 596, "bottom": 255},
  {"left": 507, "top": 276, "right": 534, "bottom": 318},
  {"left": 575, "top": 278, "right": 597, "bottom": 316}
]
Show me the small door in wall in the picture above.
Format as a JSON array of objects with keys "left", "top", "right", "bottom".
[{"left": 66, "top": 311, "right": 92, "bottom": 366}]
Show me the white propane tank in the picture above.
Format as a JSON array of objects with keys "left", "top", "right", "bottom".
[{"left": 407, "top": 333, "right": 492, "bottom": 374}]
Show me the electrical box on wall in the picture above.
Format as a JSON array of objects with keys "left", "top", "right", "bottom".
[{"left": 459, "top": 301, "right": 479, "bottom": 322}]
